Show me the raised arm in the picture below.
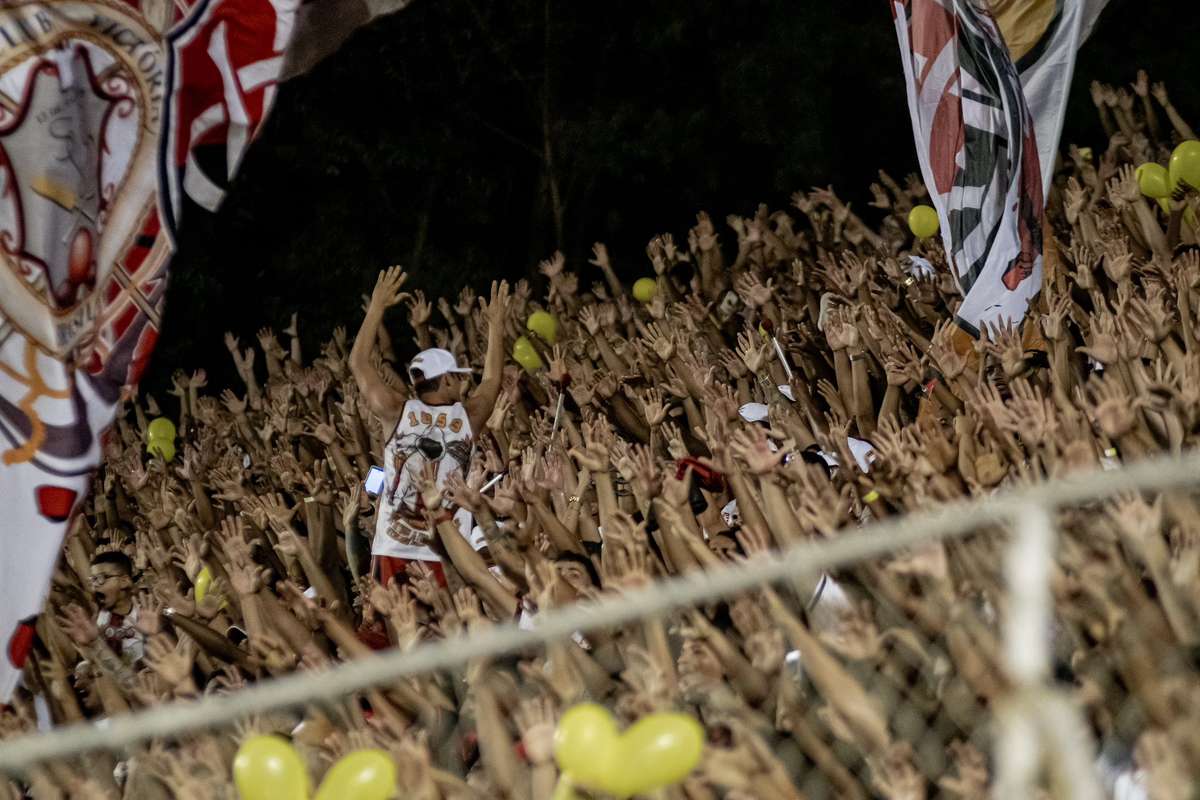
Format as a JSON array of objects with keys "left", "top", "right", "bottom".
[
  {"left": 350, "top": 266, "right": 409, "bottom": 424},
  {"left": 465, "top": 279, "right": 510, "bottom": 433}
]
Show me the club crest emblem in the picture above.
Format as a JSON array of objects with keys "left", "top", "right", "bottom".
[{"left": 0, "top": 3, "right": 164, "bottom": 361}]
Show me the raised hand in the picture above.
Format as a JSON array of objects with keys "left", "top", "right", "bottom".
[
  {"left": 729, "top": 426, "right": 785, "bottom": 475},
  {"left": 444, "top": 472, "right": 485, "bottom": 514},
  {"left": 588, "top": 242, "right": 611, "bottom": 270},
  {"left": 539, "top": 251, "right": 566, "bottom": 280},
  {"left": 480, "top": 279, "right": 511, "bottom": 332},
  {"left": 643, "top": 322, "right": 676, "bottom": 361},
  {"left": 57, "top": 603, "right": 99, "bottom": 646},
  {"left": 227, "top": 558, "right": 269, "bottom": 597},
  {"left": 249, "top": 634, "right": 298, "bottom": 675},
  {"left": 145, "top": 634, "right": 197, "bottom": 688},
  {"left": 639, "top": 387, "right": 668, "bottom": 427},
  {"left": 1077, "top": 310, "right": 1121, "bottom": 366},
  {"left": 406, "top": 290, "right": 432, "bottom": 327},
  {"left": 369, "top": 266, "right": 410, "bottom": 312},
  {"left": 1085, "top": 373, "right": 1142, "bottom": 439},
  {"left": 513, "top": 696, "right": 558, "bottom": 766},
  {"left": 734, "top": 273, "right": 774, "bottom": 309}
]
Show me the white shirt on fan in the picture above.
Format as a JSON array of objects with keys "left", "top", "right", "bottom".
[{"left": 372, "top": 398, "right": 474, "bottom": 561}]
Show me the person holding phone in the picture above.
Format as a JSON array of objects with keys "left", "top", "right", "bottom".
[{"left": 350, "top": 267, "right": 510, "bottom": 586}]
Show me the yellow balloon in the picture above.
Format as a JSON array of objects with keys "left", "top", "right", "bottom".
[
  {"left": 512, "top": 336, "right": 545, "bottom": 371},
  {"left": 233, "top": 735, "right": 310, "bottom": 800},
  {"left": 527, "top": 310, "right": 559, "bottom": 344},
  {"left": 632, "top": 277, "right": 657, "bottom": 303},
  {"left": 554, "top": 703, "right": 619, "bottom": 791},
  {"left": 147, "top": 417, "right": 176, "bottom": 442},
  {"left": 610, "top": 713, "right": 705, "bottom": 798},
  {"left": 147, "top": 436, "right": 176, "bottom": 462},
  {"left": 552, "top": 775, "right": 582, "bottom": 800},
  {"left": 1137, "top": 162, "right": 1171, "bottom": 199},
  {"left": 314, "top": 749, "right": 396, "bottom": 800},
  {"left": 194, "top": 566, "right": 213, "bottom": 603},
  {"left": 1170, "top": 140, "right": 1200, "bottom": 192},
  {"left": 908, "top": 205, "right": 939, "bottom": 239}
]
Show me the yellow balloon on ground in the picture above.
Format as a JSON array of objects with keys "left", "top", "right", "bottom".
[
  {"left": 194, "top": 566, "right": 213, "bottom": 603},
  {"left": 147, "top": 436, "right": 176, "bottom": 462},
  {"left": 512, "top": 336, "right": 545, "bottom": 371},
  {"left": 632, "top": 277, "right": 658, "bottom": 303},
  {"left": 1137, "top": 162, "right": 1171, "bottom": 199},
  {"left": 610, "top": 713, "right": 705, "bottom": 798},
  {"left": 314, "top": 749, "right": 396, "bottom": 800},
  {"left": 908, "top": 205, "right": 939, "bottom": 239},
  {"left": 147, "top": 417, "right": 176, "bottom": 442},
  {"left": 554, "top": 703, "right": 620, "bottom": 791},
  {"left": 233, "top": 735, "right": 310, "bottom": 800},
  {"left": 526, "top": 310, "right": 559, "bottom": 344},
  {"left": 1170, "top": 140, "right": 1200, "bottom": 192}
]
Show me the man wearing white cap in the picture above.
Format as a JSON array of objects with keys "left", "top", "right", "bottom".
[{"left": 350, "top": 266, "right": 510, "bottom": 586}]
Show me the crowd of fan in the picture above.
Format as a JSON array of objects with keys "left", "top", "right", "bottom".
[{"left": 5, "top": 72, "right": 1200, "bottom": 799}]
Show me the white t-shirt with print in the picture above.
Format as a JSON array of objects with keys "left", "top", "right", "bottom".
[
  {"left": 372, "top": 398, "right": 474, "bottom": 561},
  {"left": 95, "top": 607, "right": 143, "bottom": 663}
]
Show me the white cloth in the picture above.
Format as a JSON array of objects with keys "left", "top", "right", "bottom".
[
  {"left": 907, "top": 255, "right": 935, "bottom": 279},
  {"left": 1111, "top": 771, "right": 1147, "bottom": 800},
  {"left": 738, "top": 403, "right": 769, "bottom": 423},
  {"left": 817, "top": 436, "right": 877, "bottom": 473},
  {"left": 846, "top": 436, "right": 876, "bottom": 472},
  {"left": 372, "top": 399, "right": 474, "bottom": 561},
  {"left": 720, "top": 500, "right": 741, "bottom": 529}
]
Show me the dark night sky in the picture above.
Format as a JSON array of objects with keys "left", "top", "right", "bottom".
[{"left": 149, "top": 0, "right": 1200, "bottom": 394}]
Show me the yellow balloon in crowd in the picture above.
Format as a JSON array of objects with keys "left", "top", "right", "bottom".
[
  {"left": 512, "top": 336, "right": 545, "bottom": 371},
  {"left": 526, "top": 310, "right": 559, "bottom": 344},
  {"left": 233, "top": 735, "right": 310, "bottom": 800},
  {"left": 551, "top": 777, "right": 582, "bottom": 800},
  {"left": 632, "top": 277, "right": 658, "bottom": 303},
  {"left": 611, "top": 712, "right": 706, "bottom": 798},
  {"left": 554, "top": 703, "right": 620, "bottom": 791},
  {"left": 907, "top": 204, "right": 939, "bottom": 240},
  {"left": 146, "top": 416, "right": 177, "bottom": 462},
  {"left": 313, "top": 749, "right": 396, "bottom": 800},
  {"left": 1136, "top": 162, "right": 1171, "bottom": 199},
  {"left": 193, "top": 566, "right": 213, "bottom": 603},
  {"left": 554, "top": 703, "right": 704, "bottom": 798},
  {"left": 147, "top": 417, "right": 176, "bottom": 442},
  {"left": 146, "top": 436, "right": 176, "bottom": 462},
  {"left": 1169, "top": 140, "right": 1200, "bottom": 192}
]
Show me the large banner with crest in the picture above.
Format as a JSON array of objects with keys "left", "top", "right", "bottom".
[{"left": 0, "top": 0, "right": 330, "bottom": 699}]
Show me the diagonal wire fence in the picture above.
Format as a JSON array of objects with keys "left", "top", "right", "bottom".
[{"left": 5, "top": 453, "right": 1200, "bottom": 796}]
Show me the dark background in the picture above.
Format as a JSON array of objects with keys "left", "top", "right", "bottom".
[{"left": 149, "top": 0, "right": 1199, "bottom": 394}]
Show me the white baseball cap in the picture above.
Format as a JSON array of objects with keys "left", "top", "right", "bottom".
[{"left": 408, "top": 348, "right": 472, "bottom": 382}]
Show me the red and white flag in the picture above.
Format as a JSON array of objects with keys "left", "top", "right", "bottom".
[
  {"left": 0, "top": 0, "right": 403, "bottom": 699},
  {"left": 991, "top": 0, "right": 1109, "bottom": 196},
  {"left": 892, "top": 0, "right": 1044, "bottom": 334}
]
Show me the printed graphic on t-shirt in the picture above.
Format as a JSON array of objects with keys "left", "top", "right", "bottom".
[{"left": 373, "top": 400, "right": 473, "bottom": 560}]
